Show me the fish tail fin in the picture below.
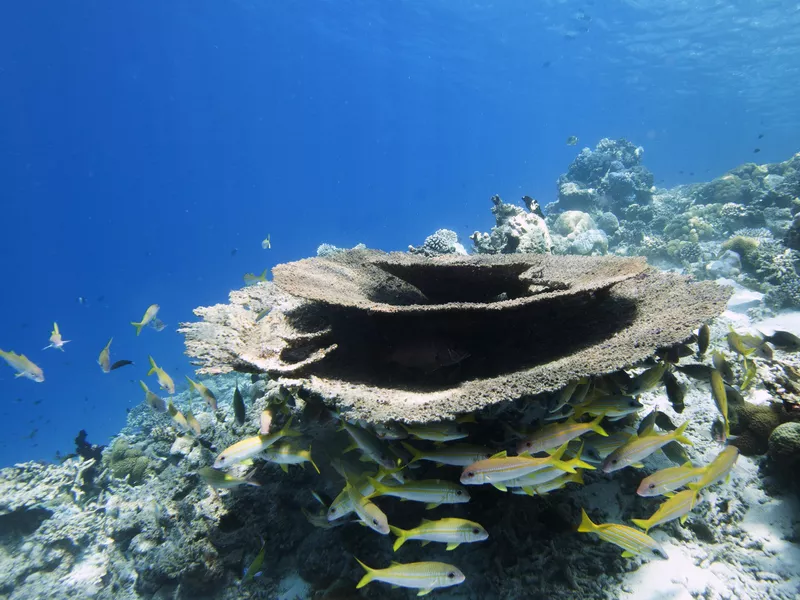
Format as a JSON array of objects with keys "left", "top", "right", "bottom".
[
  {"left": 139, "top": 380, "right": 149, "bottom": 393},
  {"left": 147, "top": 355, "right": 157, "bottom": 375},
  {"left": 630, "top": 518, "right": 651, "bottom": 532},
  {"left": 551, "top": 459, "right": 577, "bottom": 474},
  {"left": 389, "top": 526, "right": 408, "bottom": 551},
  {"left": 365, "top": 476, "right": 387, "bottom": 496},
  {"left": 354, "top": 558, "right": 374, "bottom": 588},
  {"left": 131, "top": 321, "right": 144, "bottom": 336},
  {"left": 306, "top": 446, "right": 320, "bottom": 474},
  {"left": 550, "top": 442, "right": 569, "bottom": 462},
  {"left": 673, "top": 421, "right": 693, "bottom": 446},
  {"left": 572, "top": 470, "right": 585, "bottom": 485},
  {"left": 401, "top": 442, "right": 424, "bottom": 464},
  {"left": 589, "top": 413, "right": 608, "bottom": 437},
  {"left": 278, "top": 416, "right": 300, "bottom": 438},
  {"left": 577, "top": 508, "right": 596, "bottom": 533}
]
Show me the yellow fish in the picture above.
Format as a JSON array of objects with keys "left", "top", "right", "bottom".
[
  {"left": 243, "top": 269, "right": 269, "bottom": 285},
  {"left": 390, "top": 518, "right": 488, "bottom": 551},
  {"left": 263, "top": 443, "right": 320, "bottom": 473},
  {"left": 688, "top": 446, "right": 739, "bottom": 491},
  {"left": 167, "top": 401, "right": 192, "bottom": 433},
  {"left": 631, "top": 489, "right": 699, "bottom": 533},
  {"left": 636, "top": 462, "right": 705, "bottom": 497},
  {"left": 601, "top": 421, "right": 692, "bottom": 473},
  {"left": 367, "top": 477, "right": 469, "bottom": 509},
  {"left": 461, "top": 443, "right": 576, "bottom": 491},
  {"left": 213, "top": 417, "right": 300, "bottom": 468},
  {"left": 131, "top": 304, "right": 160, "bottom": 336},
  {"left": 577, "top": 509, "right": 668, "bottom": 559},
  {"left": 43, "top": 322, "right": 70, "bottom": 351},
  {"left": 517, "top": 413, "right": 607, "bottom": 454},
  {"left": 0, "top": 349, "right": 44, "bottom": 382},
  {"left": 139, "top": 380, "right": 167, "bottom": 412},
  {"left": 148, "top": 355, "right": 175, "bottom": 394},
  {"left": 98, "top": 337, "right": 113, "bottom": 373},
  {"left": 185, "top": 376, "right": 218, "bottom": 411},
  {"left": 355, "top": 558, "right": 465, "bottom": 596},
  {"left": 710, "top": 369, "right": 729, "bottom": 438},
  {"left": 261, "top": 234, "right": 271, "bottom": 250},
  {"left": 197, "top": 467, "right": 260, "bottom": 489},
  {"left": 346, "top": 481, "right": 389, "bottom": 534}
]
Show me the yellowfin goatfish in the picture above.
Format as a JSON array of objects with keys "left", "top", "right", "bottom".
[
  {"left": 98, "top": 338, "right": 113, "bottom": 373},
  {"left": 402, "top": 419, "right": 470, "bottom": 442},
  {"left": 340, "top": 420, "right": 396, "bottom": 469},
  {"left": 582, "top": 431, "right": 632, "bottom": 463},
  {"left": 213, "top": 417, "right": 300, "bottom": 468},
  {"left": 390, "top": 518, "right": 488, "bottom": 551},
  {"left": 184, "top": 409, "right": 202, "bottom": 435},
  {"left": 504, "top": 447, "right": 594, "bottom": 491},
  {"left": 263, "top": 443, "right": 319, "bottom": 473},
  {"left": 461, "top": 444, "right": 576, "bottom": 491},
  {"left": 577, "top": 509, "right": 668, "bottom": 559},
  {"left": 372, "top": 422, "right": 408, "bottom": 440},
  {"left": 243, "top": 269, "right": 268, "bottom": 285},
  {"left": 697, "top": 323, "right": 710, "bottom": 357},
  {"left": 525, "top": 469, "right": 584, "bottom": 495},
  {"left": 573, "top": 396, "right": 642, "bottom": 421},
  {"left": 517, "top": 414, "right": 607, "bottom": 455},
  {"left": 147, "top": 355, "right": 175, "bottom": 394},
  {"left": 0, "top": 349, "right": 44, "bottom": 382},
  {"left": 197, "top": 467, "right": 259, "bottom": 489},
  {"left": 355, "top": 559, "right": 465, "bottom": 596},
  {"left": 631, "top": 488, "right": 699, "bottom": 533},
  {"left": 167, "top": 402, "right": 192, "bottom": 433},
  {"left": 43, "top": 322, "right": 70, "bottom": 351},
  {"left": 401, "top": 442, "right": 493, "bottom": 467},
  {"left": 710, "top": 369, "right": 729, "bottom": 439},
  {"left": 602, "top": 421, "right": 692, "bottom": 473},
  {"left": 727, "top": 327, "right": 754, "bottom": 358},
  {"left": 139, "top": 380, "right": 167, "bottom": 412},
  {"left": 185, "top": 376, "right": 218, "bottom": 411},
  {"left": 637, "top": 462, "right": 705, "bottom": 497},
  {"left": 688, "top": 446, "right": 739, "bottom": 491},
  {"left": 131, "top": 304, "right": 160, "bottom": 336},
  {"left": 712, "top": 351, "right": 734, "bottom": 384},
  {"left": 261, "top": 234, "right": 271, "bottom": 250},
  {"left": 367, "top": 477, "right": 469, "bottom": 510},
  {"left": 346, "top": 482, "right": 390, "bottom": 534},
  {"left": 241, "top": 540, "right": 266, "bottom": 585}
]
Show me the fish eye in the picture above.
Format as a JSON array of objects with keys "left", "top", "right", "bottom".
[
  {"left": 648, "top": 483, "right": 655, "bottom": 489},
  {"left": 456, "top": 490, "right": 463, "bottom": 495},
  {"left": 372, "top": 518, "right": 379, "bottom": 525},
  {"left": 652, "top": 549, "right": 661, "bottom": 556},
  {"left": 447, "top": 572, "right": 456, "bottom": 579},
  {"left": 466, "top": 472, "right": 475, "bottom": 478},
  {"left": 611, "top": 459, "right": 618, "bottom": 464},
  {"left": 472, "top": 528, "right": 480, "bottom": 534},
  {"left": 329, "top": 507, "right": 337, "bottom": 514},
  {"left": 525, "top": 441, "right": 532, "bottom": 448}
]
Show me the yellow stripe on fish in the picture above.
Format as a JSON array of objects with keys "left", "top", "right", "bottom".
[
  {"left": 390, "top": 518, "right": 488, "bottom": 551},
  {"left": 631, "top": 489, "right": 699, "bottom": 533},
  {"left": 637, "top": 462, "right": 705, "bottom": 497},
  {"left": 578, "top": 509, "right": 668, "bottom": 560},
  {"left": 0, "top": 349, "right": 44, "bottom": 382},
  {"left": 367, "top": 477, "right": 469, "bottom": 509},
  {"left": 601, "top": 421, "right": 692, "bottom": 473},
  {"left": 517, "top": 413, "right": 607, "bottom": 454},
  {"left": 213, "top": 417, "right": 299, "bottom": 468},
  {"left": 401, "top": 442, "right": 494, "bottom": 467},
  {"left": 185, "top": 376, "right": 218, "bottom": 411},
  {"left": 461, "top": 443, "right": 576, "bottom": 490},
  {"left": 347, "top": 482, "right": 390, "bottom": 534},
  {"left": 147, "top": 355, "right": 175, "bottom": 394},
  {"left": 355, "top": 558, "right": 465, "bottom": 596},
  {"left": 688, "top": 446, "right": 739, "bottom": 492}
]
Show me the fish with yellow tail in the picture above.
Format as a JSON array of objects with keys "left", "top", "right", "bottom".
[
  {"left": 710, "top": 369, "right": 729, "bottom": 439},
  {"left": 577, "top": 509, "right": 668, "bottom": 560},
  {"left": 139, "top": 380, "right": 167, "bottom": 412},
  {"left": 43, "top": 322, "right": 70, "bottom": 351},
  {"left": 517, "top": 413, "right": 608, "bottom": 455},
  {"left": 263, "top": 442, "right": 319, "bottom": 473},
  {"left": 243, "top": 269, "right": 269, "bottom": 285},
  {"left": 525, "top": 468, "right": 584, "bottom": 495},
  {"left": 185, "top": 376, "right": 218, "bottom": 411},
  {"left": 390, "top": 518, "right": 488, "bottom": 551},
  {"left": 602, "top": 421, "right": 692, "bottom": 473},
  {"left": 637, "top": 461, "right": 705, "bottom": 497},
  {"left": 688, "top": 446, "right": 739, "bottom": 492},
  {"left": 401, "top": 442, "right": 493, "bottom": 467},
  {"left": 354, "top": 558, "right": 465, "bottom": 596},
  {"left": 504, "top": 444, "right": 594, "bottom": 491},
  {"left": 213, "top": 417, "right": 300, "bottom": 468},
  {"left": 0, "top": 349, "right": 44, "bottom": 382},
  {"left": 573, "top": 395, "right": 643, "bottom": 421},
  {"left": 147, "top": 355, "right": 175, "bottom": 394},
  {"left": 98, "top": 338, "right": 113, "bottom": 373},
  {"left": 339, "top": 419, "right": 396, "bottom": 469},
  {"left": 631, "top": 488, "right": 699, "bottom": 533},
  {"left": 197, "top": 467, "right": 260, "bottom": 489},
  {"left": 131, "top": 304, "right": 160, "bottom": 336},
  {"left": 366, "top": 477, "right": 469, "bottom": 509},
  {"left": 346, "top": 481, "right": 390, "bottom": 534},
  {"left": 167, "top": 402, "right": 192, "bottom": 433},
  {"left": 461, "top": 443, "right": 577, "bottom": 491}
]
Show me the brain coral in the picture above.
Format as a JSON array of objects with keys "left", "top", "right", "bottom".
[{"left": 180, "top": 250, "right": 731, "bottom": 424}]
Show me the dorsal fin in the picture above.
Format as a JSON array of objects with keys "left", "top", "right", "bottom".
[{"left": 490, "top": 450, "right": 507, "bottom": 459}]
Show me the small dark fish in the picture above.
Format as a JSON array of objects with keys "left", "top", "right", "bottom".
[
  {"left": 566, "top": 135, "right": 579, "bottom": 146},
  {"left": 110, "top": 360, "right": 134, "bottom": 371},
  {"left": 689, "top": 172, "right": 695, "bottom": 176},
  {"left": 637, "top": 410, "right": 657, "bottom": 436},
  {"left": 663, "top": 371, "right": 686, "bottom": 413},
  {"left": 761, "top": 330, "right": 800, "bottom": 352},
  {"left": 712, "top": 352, "right": 735, "bottom": 384},
  {"left": 541, "top": 60, "right": 551, "bottom": 68},
  {"left": 679, "top": 170, "right": 685, "bottom": 174},
  {"left": 231, "top": 248, "right": 238, "bottom": 257},
  {"left": 675, "top": 363, "right": 712, "bottom": 381},
  {"left": 77, "top": 297, "right": 88, "bottom": 306},
  {"left": 723, "top": 384, "right": 745, "bottom": 406},
  {"left": 711, "top": 418, "right": 727, "bottom": 443},
  {"left": 250, "top": 373, "right": 260, "bottom": 383},
  {"left": 753, "top": 148, "right": 761, "bottom": 154},
  {"left": 660, "top": 344, "right": 693, "bottom": 364},
  {"left": 26, "top": 429, "right": 38, "bottom": 440},
  {"left": 654, "top": 412, "right": 677, "bottom": 432},
  {"left": 33, "top": 399, "right": 42, "bottom": 405},
  {"left": 758, "top": 133, "right": 764, "bottom": 139},
  {"left": 233, "top": 382, "right": 246, "bottom": 425},
  {"left": 697, "top": 324, "right": 710, "bottom": 357},
  {"left": 662, "top": 440, "right": 691, "bottom": 465}
]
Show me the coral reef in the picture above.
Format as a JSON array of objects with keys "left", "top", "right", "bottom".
[
  {"left": 180, "top": 250, "right": 730, "bottom": 424},
  {"left": 408, "top": 229, "right": 467, "bottom": 257},
  {"left": 470, "top": 194, "right": 552, "bottom": 254},
  {"left": 768, "top": 422, "right": 800, "bottom": 468}
]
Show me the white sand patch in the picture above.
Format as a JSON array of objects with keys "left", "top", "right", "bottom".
[{"left": 276, "top": 571, "right": 312, "bottom": 600}]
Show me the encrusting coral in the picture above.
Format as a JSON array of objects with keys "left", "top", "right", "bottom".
[{"left": 180, "top": 250, "right": 731, "bottom": 425}]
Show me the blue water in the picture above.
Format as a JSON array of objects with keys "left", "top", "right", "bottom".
[{"left": 1, "top": 0, "right": 798, "bottom": 466}]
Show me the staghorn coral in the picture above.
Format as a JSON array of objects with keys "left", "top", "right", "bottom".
[{"left": 180, "top": 250, "right": 731, "bottom": 425}]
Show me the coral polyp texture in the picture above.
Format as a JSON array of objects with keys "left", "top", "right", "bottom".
[{"left": 180, "top": 250, "right": 732, "bottom": 424}]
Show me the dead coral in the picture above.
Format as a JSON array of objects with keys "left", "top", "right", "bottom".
[
  {"left": 181, "top": 250, "right": 731, "bottom": 425},
  {"left": 729, "top": 401, "right": 792, "bottom": 456}
]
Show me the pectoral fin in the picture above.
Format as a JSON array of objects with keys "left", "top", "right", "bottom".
[
  {"left": 492, "top": 482, "right": 508, "bottom": 492},
  {"left": 417, "top": 589, "right": 434, "bottom": 597},
  {"left": 621, "top": 550, "right": 635, "bottom": 558},
  {"left": 279, "top": 464, "right": 288, "bottom": 473},
  {"left": 446, "top": 543, "right": 460, "bottom": 551},
  {"left": 425, "top": 503, "right": 440, "bottom": 510}
]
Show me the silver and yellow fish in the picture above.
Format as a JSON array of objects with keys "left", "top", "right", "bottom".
[
  {"left": 98, "top": 338, "right": 113, "bottom": 373},
  {"left": 185, "top": 376, "right": 218, "bottom": 411},
  {"left": 631, "top": 488, "right": 699, "bottom": 533},
  {"left": 636, "top": 461, "right": 705, "bottom": 497},
  {"left": 688, "top": 446, "right": 739, "bottom": 491},
  {"left": 461, "top": 444, "right": 576, "bottom": 490},
  {"left": 131, "top": 304, "right": 160, "bottom": 336},
  {"left": 367, "top": 477, "right": 469, "bottom": 510},
  {"left": 601, "top": 421, "right": 692, "bottom": 473},
  {"left": 578, "top": 509, "right": 668, "bottom": 560},
  {"left": 517, "top": 414, "right": 607, "bottom": 454},
  {"left": 355, "top": 559, "right": 465, "bottom": 596},
  {"left": 43, "top": 322, "right": 70, "bottom": 351},
  {"left": 390, "top": 518, "right": 488, "bottom": 551},
  {"left": 0, "top": 349, "right": 44, "bottom": 382},
  {"left": 213, "top": 417, "right": 300, "bottom": 468}
]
